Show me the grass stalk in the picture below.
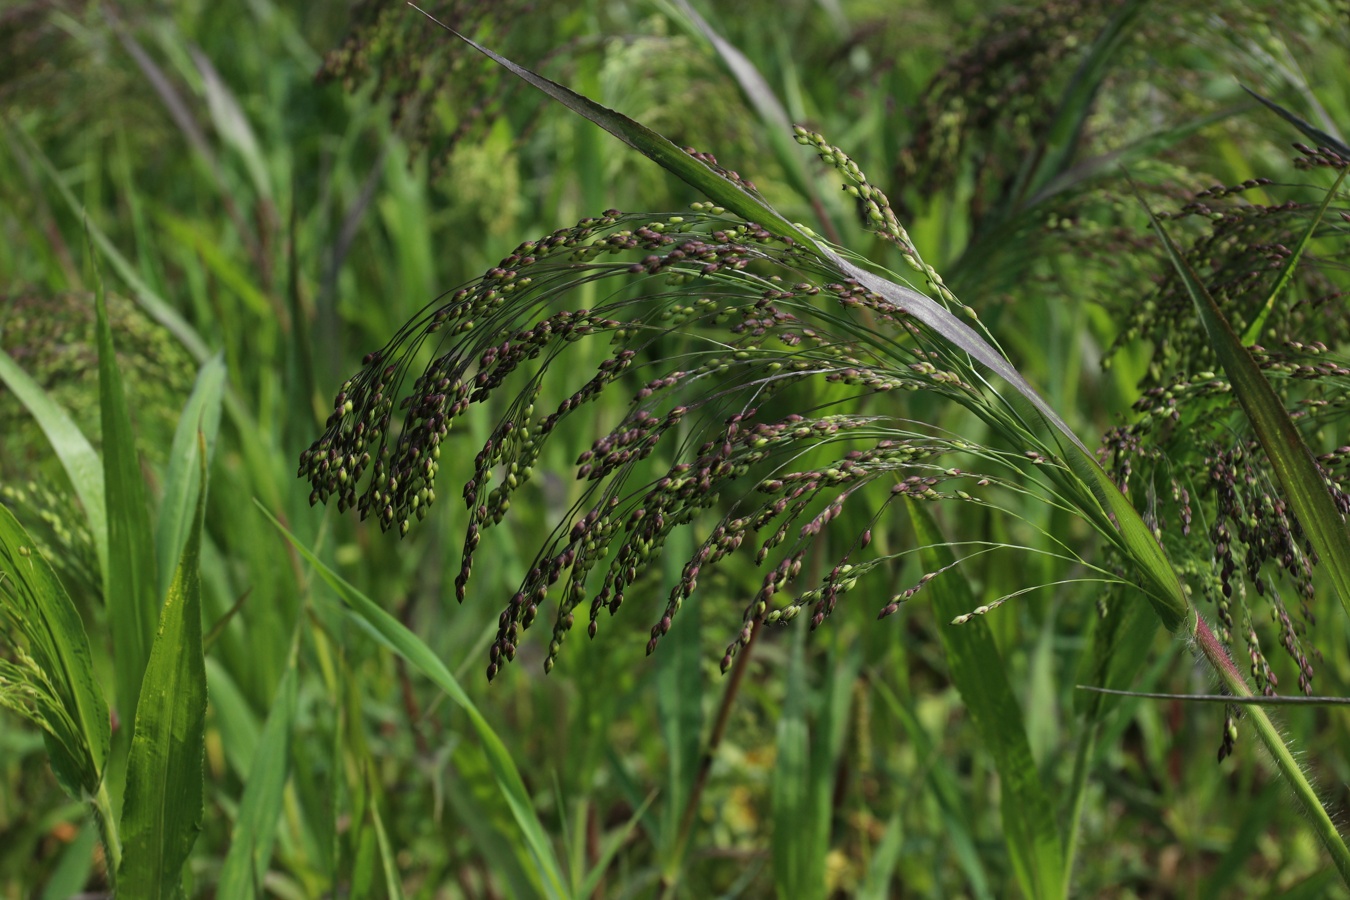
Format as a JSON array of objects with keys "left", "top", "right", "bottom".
[{"left": 1192, "top": 614, "right": 1350, "bottom": 885}]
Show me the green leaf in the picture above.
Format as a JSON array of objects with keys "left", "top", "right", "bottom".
[
  {"left": 118, "top": 436, "right": 208, "bottom": 899},
  {"left": 217, "top": 662, "right": 298, "bottom": 900},
  {"left": 1012, "top": 0, "right": 1149, "bottom": 213},
  {"left": 655, "top": 530, "right": 702, "bottom": 873},
  {"left": 772, "top": 635, "right": 857, "bottom": 900},
  {"left": 856, "top": 809, "right": 905, "bottom": 900},
  {"left": 368, "top": 767, "right": 407, "bottom": 900},
  {"left": 156, "top": 353, "right": 226, "bottom": 601},
  {"left": 772, "top": 627, "right": 817, "bottom": 898},
  {"left": 0, "top": 504, "right": 110, "bottom": 799},
  {"left": 659, "top": 0, "right": 844, "bottom": 240},
  {"left": 1144, "top": 189, "right": 1350, "bottom": 622},
  {"left": 907, "top": 500, "right": 1065, "bottom": 900},
  {"left": 260, "top": 503, "right": 570, "bottom": 900},
  {"left": 96, "top": 266, "right": 160, "bottom": 733},
  {"left": 574, "top": 792, "right": 657, "bottom": 899},
  {"left": 0, "top": 350, "right": 108, "bottom": 581},
  {"left": 1242, "top": 86, "right": 1350, "bottom": 159},
  {"left": 40, "top": 818, "right": 100, "bottom": 900},
  {"left": 1073, "top": 587, "right": 1160, "bottom": 720}
]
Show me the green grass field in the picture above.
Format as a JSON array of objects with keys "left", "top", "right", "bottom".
[{"left": 2, "top": 1, "right": 1349, "bottom": 896}]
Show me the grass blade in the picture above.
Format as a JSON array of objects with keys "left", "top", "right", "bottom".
[
  {"left": 1242, "top": 86, "right": 1350, "bottom": 158},
  {"left": 1144, "top": 190, "right": 1350, "bottom": 621},
  {"left": 96, "top": 265, "right": 160, "bottom": 731},
  {"left": 660, "top": 0, "right": 843, "bottom": 240},
  {"left": 575, "top": 792, "right": 657, "bottom": 899},
  {"left": 217, "top": 661, "right": 298, "bottom": 899},
  {"left": 856, "top": 809, "right": 904, "bottom": 900},
  {"left": 0, "top": 504, "right": 111, "bottom": 799},
  {"left": 655, "top": 531, "right": 703, "bottom": 872},
  {"left": 772, "top": 626, "right": 817, "bottom": 898},
  {"left": 907, "top": 499, "right": 1065, "bottom": 899},
  {"left": 1240, "top": 168, "right": 1347, "bottom": 345},
  {"left": 155, "top": 353, "right": 226, "bottom": 601},
  {"left": 260, "top": 503, "right": 570, "bottom": 899},
  {"left": 117, "top": 435, "right": 209, "bottom": 898},
  {"left": 1012, "top": 0, "right": 1148, "bottom": 212}
]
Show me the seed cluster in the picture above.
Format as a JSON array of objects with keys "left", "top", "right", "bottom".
[
  {"left": 301, "top": 204, "right": 994, "bottom": 680},
  {"left": 1114, "top": 172, "right": 1350, "bottom": 388},
  {"left": 1102, "top": 338, "right": 1350, "bottom": 704}
]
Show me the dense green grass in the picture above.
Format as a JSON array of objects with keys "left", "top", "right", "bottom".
[{"left": 2, "top": 1, "right": 1349, "bottom": 897}]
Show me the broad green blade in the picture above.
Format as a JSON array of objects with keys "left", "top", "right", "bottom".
[
  {"left": 0, "top": 504, "right": 110, "bottom": 798},
  {"left": 155, "top": 353, "right": 226, "bottom": 601},
  {"left": 907, "top": 500, "right": 1065, "bottom": 900},
  {"left": 1146, "top": 197, "right": 1350, "bottom": 621},
  {"left": 261, "top": 504, "right": 570, "bottom": 900},
  {"left": 0, "top": 350, "right": 108, "bottom": 580},
  {"left": 1240, "top": 168, "right": 1347, "bottom": 346},
  {"left": 96, "top": 272, "right": 159, "bottom": 732},
  {"left": 217, "top": 662, "right": 298, "bottom": 900},
  {"left": 1059, "top": 449, "right": 1191, "bottom": 632},
  {"left": 118, "top": 437, "right": 208, "bottom": 899},
  {"left": 421, "top": 16, "right": 1192, "bottom": 633}
]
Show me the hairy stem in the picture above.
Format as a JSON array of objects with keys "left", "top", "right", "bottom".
[{"left": 1193, "top": 613, "right": 1350, "bottom": 887}]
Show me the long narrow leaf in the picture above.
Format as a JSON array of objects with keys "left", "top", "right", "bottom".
[
  {"left": 1240, "top": 168, "right": 1348, "bottom": 345},
  {"left": 907, "top": 499, "right": 1065, "bottom": 899},
  {"left": 0, "top": 504, "right": 110, "bottom": 798},
  {"left": 117, "top": 436, "right": 208, "bottom": 899},
  {"left": 217, "top": 662, "right": 298, "bottom": 899},
  {"left": 260, "top": 503, "right": 570, "bottom": 899},
  {"left": 1242, "top": 86, "right": 1350, "bottom": 158},
  {"left": 96, "top": 267, "right": 159, "bottom": 732},
  {"left": 1145, "top": 195, "right": 1350, "bottom": 620},
  {"left": 156, "top": 353, "right": 226, "bottom": 601},
  {"left": 772, "top": 627, "right": 817, "bottom": 898}
]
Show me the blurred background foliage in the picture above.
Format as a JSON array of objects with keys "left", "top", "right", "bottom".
[{"left": 1, "top": 0, "right": 1348, "bottom": 896}]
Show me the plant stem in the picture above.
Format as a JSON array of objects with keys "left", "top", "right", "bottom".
[
  {"left": 658, "top": 618, "right": 763, "bottom": 899},
  {"left": 1192, "top": 613, "right": 1350, "bottom": 888}
]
